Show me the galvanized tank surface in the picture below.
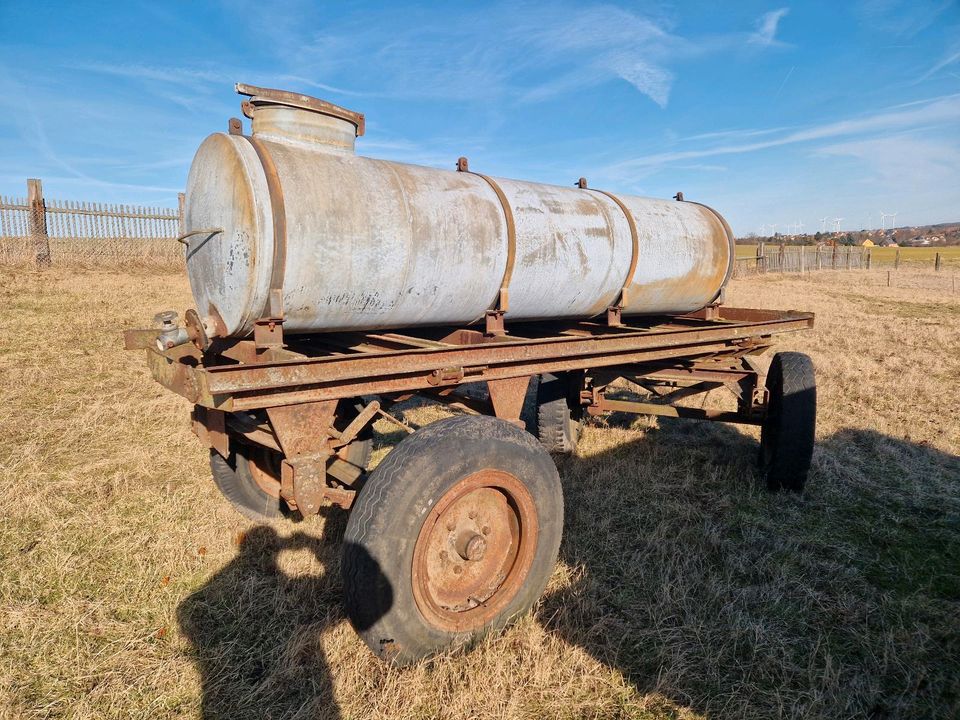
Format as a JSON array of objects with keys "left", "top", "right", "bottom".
[{"left": 183, "top": 84, "right": 734, "bottom": 337}]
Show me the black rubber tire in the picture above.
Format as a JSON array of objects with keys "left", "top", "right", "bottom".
[
  {"left": 536, "top": 372, "right": 583, "bottom": 454},
  {"left": 209, "top": 444, "right": 285, "bottom": 521},
  {"left": 342, "top": 414, "right": 563, "bottom": 664},
  {"left": 760, "top": 352, "right": 816, "bottom": 492}
]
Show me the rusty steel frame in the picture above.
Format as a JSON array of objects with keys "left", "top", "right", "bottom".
[
  {"left": 134, "top": 308, "right": 811, "bottom": 412},
  {"left": 129, "top": 307, "right": 812, "bottom": 514}
]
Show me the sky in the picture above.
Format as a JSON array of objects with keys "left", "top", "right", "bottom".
[{"left": 0, "top": 0, "right": 958, "bottom": 236}]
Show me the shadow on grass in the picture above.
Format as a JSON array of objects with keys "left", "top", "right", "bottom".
[
  {"left": 176, "top": 511, "right": 390, "bottom": 720},
  {"left": 540, "top": 419, "right": 960, "bottom": 718},
  {"left": 176, "top": 415, "right": 959, "bottom": 719}
]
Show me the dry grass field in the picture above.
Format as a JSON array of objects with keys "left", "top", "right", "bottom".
[{"left": 1, "top": 267, "right": 958, "bottom": 719}]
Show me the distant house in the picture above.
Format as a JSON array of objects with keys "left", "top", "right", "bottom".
[{"left": 861, "top": 239, "right": 875, "bottom": 247}]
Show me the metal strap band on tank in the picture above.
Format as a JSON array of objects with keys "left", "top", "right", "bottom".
[
  {"left": 685, "top": 199, "right": 736, "bottom": 302},
  {"left": 584, "top": 183, "right": 639, "bottom": 309},
  {"left": 243, "top": 135, "right": 288, "bottom": 319},
  {"left": 457, "top": 157, "right": 515, "bottom": 313}
]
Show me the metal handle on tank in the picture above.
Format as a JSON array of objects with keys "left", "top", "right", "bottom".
[{"left": 176, "top": 228, "right": 223, "bottom": 245}]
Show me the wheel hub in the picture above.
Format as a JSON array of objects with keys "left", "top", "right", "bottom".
[{"left": 411, "top": 469, "right": 538, "bottom": 632}]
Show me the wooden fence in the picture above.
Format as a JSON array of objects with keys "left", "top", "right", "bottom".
[
  {"left": 732, "top": 243, "right": 870, "bottom": 278},
  {"left": 0, "top": 179, "right": 184, "bottom": 268}
]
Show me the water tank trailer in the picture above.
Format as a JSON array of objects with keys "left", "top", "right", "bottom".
[{"left": 126, "top": 83, "right": 816, "bottom": 664}]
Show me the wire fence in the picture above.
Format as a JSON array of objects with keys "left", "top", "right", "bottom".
[{"left": 0, "top": 179, "right": 184, "bottom": 268}]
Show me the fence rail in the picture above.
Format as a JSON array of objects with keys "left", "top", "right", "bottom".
[{"left": 0, "top": 179, "right": 184, "bottom": 268}]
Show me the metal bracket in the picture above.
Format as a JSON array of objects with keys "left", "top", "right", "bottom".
[
  {"left": 253, "top": 318, "right": 284, "bottom": 350},
  {"left": 282, "top": 454, "right": 355, "bottom": 514},
  {"left": 427, "top": 366, "right": 465, "bottom": 386},
  {"left": 191, "top": 406, "right": 228, "bottom": 458},
  {"left": 487, "top": 376, "right": 531, "bottom": 426},
  {"left": 606, "top": 306, "right": 623, "bottom": 327},
  {"left": 485, "top": 309, "right": 506, "bottom": 337}
]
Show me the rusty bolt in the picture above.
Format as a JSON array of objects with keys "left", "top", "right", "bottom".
[
  {"left": 446, "top": 520, "right": 456, "bottom": 531},
  {"left": 481, "top": 525, "right": 491, "bottom": 536},
  {"left": 453, "top": 566, "right": 462, "bottom": 575},
  {"left": 440, "top": 550, "right": 449, "bottom": 560},
  {"left": 468, "top": 510, "right": 477, "bottom": 519}
]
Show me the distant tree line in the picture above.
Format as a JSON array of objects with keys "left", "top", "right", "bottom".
[{"left": 738, "top": 223, "right": 959, "bottom": 247}]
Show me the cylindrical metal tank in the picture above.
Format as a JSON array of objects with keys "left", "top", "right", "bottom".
[{"left": 183, "top": 84, "right": 734, "bottom": 338}]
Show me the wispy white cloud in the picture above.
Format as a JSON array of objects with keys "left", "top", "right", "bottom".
[
  {"left": 209, "top": 3, "right": 790, "bottom": 111},
  {"left": 605, "top": 93, "right": 960, "bottom": 177},
  {"left": 816, "top": 131, "right": 960, "bottom": 188},
  {"left": 61, "top": 4, "right": 791, "bottom": 114},
  {"left": 856, "top": 0, "right": 955, "bottom": 38},
  {"left": 68, "top": 61, "right": 226, "bottom": 85},
  {"left": 919, "top": 41, "right": 960, "bottom": 81},
  {"left": 680, "top": 126, "right": 793, "bottom": 142},
  {"left": 750, "top": 8, "right": 790, "bottom": 46},
  {"left": 604, "top": 52, "right": 674, "bottom": 108}
]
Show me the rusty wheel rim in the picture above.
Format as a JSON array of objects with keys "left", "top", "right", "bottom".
[
  {"left": 247, "top": 448, "right": 282, "bottom": 499},
  {"left": 411, "top": 469, "right": 539, "bottom": 633}
]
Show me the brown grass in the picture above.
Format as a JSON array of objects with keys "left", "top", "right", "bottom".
[{"left": 1, "top": 268, "right": 958, "bottom": 719}]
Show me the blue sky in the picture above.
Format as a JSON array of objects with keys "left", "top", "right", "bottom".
[{"left": 1, "top": 0, "right": 958, "bottom": 236}]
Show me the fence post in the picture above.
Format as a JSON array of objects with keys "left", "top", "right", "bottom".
[
  {"left": 757, "top": 241, "right": 765, "bottom": 274},
  {"left": 832, "top": 244, "right": 837, "bottom": 269},
  {"left": 800, "top": 244, "right": 805, "bottom": 273},
  {"left": 866, "top": 248, "right": 871, "bottom": 270},
  {"left": 894, "top": 248, "right": 900, "bottom": 269},
  {"left": 845, "top": 247, "right": 851, "bottom": 270},
  {"left": 27, "top": 178, "right": 51, "bottom": 269},
  {"left": 935, "top": 252, "right": 942, "bottom": 272},
  {"left": 178, "top": 192, "right": 186, "bottom": 237},
  {"left": 817, "top": 245, "right": 822, "bottom": 270},
  {"left": 779, "top": 242, "right": 785, "bottom": 273}
]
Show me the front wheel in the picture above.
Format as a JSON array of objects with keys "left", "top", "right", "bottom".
[
  {"left": 210, "top": 442, "right": 286, "bottom": 521},
  {"left": 342, "top": 415, "right": 563, "bottom": 664}
]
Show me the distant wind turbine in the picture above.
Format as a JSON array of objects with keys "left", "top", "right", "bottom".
[
  {"left": 833, "top": 217, "right": 843, "bottom": 232},
  {"left": 819, "top": 216, "right": 829, "bottom": 233}
]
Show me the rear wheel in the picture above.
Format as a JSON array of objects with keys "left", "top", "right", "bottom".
[
  {"left": 535, "top": 372, "right": 583, "bottom": 454},
  {"left": 342, "top": 414, "right": 563, "bottom": 664},
  {"left": 760, "top": 352, "right": 816, "bottom": 492}
]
